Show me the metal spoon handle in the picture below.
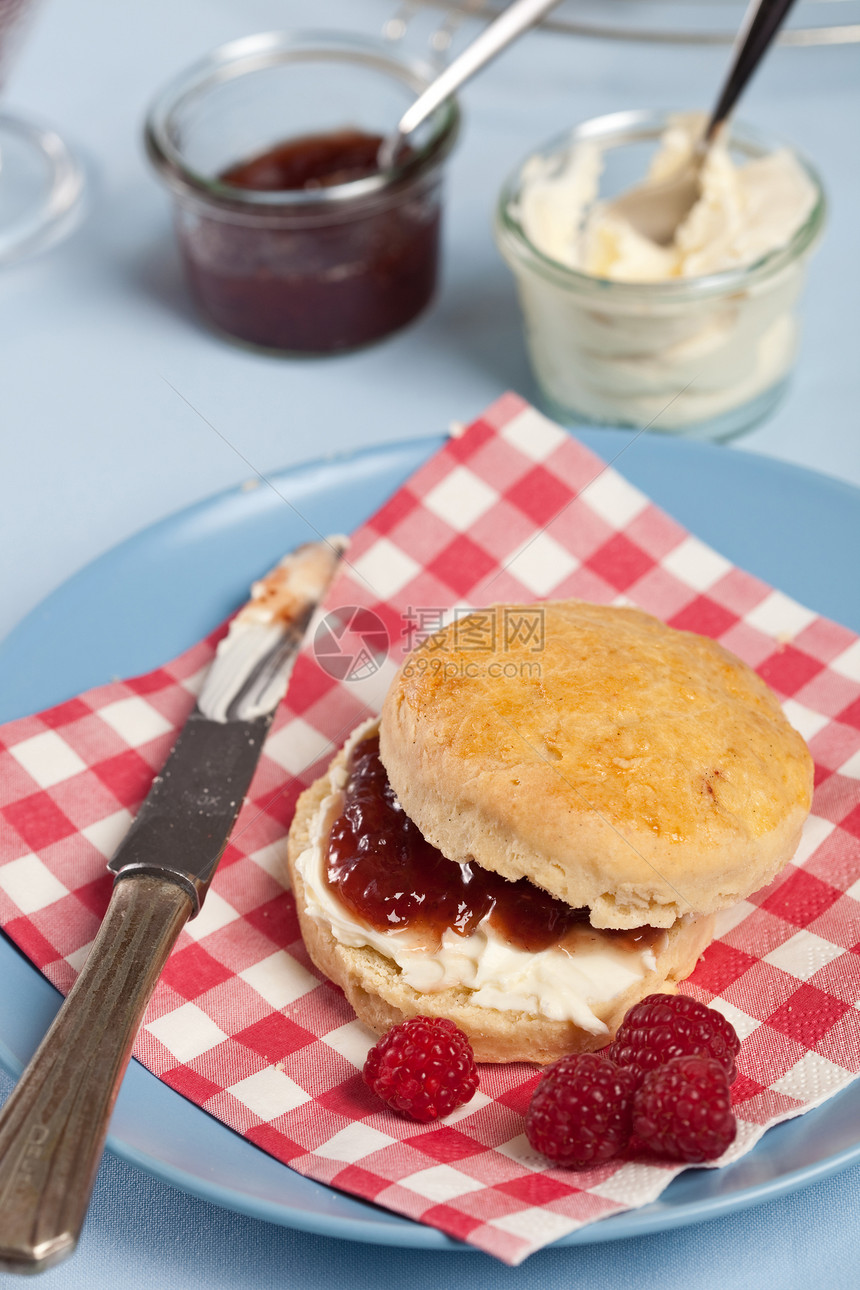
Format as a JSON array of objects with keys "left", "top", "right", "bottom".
[
  {"left": 0, "top": 876, "right": 192, "bottom": 1273},
  {"left": 706, "top": 0, "right": 799, "bottom": 141},
  {"left": 381, "top": 0, "right": 562, "bottom": 165}
]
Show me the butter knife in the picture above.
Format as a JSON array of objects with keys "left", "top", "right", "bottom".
[{"left": 0, "top": 538, "right": 343, "bottom": 1273}]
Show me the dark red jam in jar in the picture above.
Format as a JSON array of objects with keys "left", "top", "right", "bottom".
[
  {"left": 326, "top": 732, "right": 595, "bottom": 954},
  {"left": 221, "top": 129, "right": 388, "bottom": 192},
  {"left": 175, "top": 127, "right": 445, "bottom": 354}
]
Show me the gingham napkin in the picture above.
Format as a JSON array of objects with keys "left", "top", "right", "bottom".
[{"left": 1, "top": 393, "right": 860, "bottom": 1265}]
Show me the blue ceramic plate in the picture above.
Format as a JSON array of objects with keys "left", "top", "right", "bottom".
[{"left": 1, "top": 431, "right": 859, "bottom": 1250}]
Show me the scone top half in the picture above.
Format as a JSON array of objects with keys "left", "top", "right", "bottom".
[{"left": 379, "top": 601, "right": 814, "bottom": 931}]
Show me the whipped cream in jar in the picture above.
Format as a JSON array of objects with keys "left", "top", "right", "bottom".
[{"left": 495, "top": 110, "right": 825, "bottom": 440}]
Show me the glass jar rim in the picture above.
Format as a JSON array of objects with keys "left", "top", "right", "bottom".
[
  {"left": 495, "top": 108, "right": 827, "bottom": 301},
  {"left": 144, "top": 29, "right": 460, "bottom": 215}
]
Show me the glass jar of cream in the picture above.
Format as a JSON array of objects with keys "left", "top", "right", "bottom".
[{"left": 495, "top": 110, "right": 825, "bottom": 441}]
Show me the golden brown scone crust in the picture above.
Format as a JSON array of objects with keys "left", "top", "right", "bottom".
[
  {"left": 286, "top": 752, "right": 715, "bottom": 1064},
  {"left": 380, "top": 601, "right": 813, "bottom": 929}
]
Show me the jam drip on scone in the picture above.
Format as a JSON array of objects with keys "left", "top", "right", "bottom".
[{"left": 326, "top": 733, "right": 591, "bottom": 953}]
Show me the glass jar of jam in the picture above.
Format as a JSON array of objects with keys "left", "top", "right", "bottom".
[{"left": 144, "top": 31, "right": 460, "bottom": 355}]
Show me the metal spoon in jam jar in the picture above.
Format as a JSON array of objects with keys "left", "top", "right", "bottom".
[{"left": 378, "top": 0, "right": 563, "bottom": 170}]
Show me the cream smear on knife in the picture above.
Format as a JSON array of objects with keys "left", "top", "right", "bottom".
[{"left": 199, "top": 538, "right": 346, "bottom": 723}]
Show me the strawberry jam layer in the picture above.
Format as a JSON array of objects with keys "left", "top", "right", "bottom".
[{"left": 326, "top": 732, "right": 592, "bottom": 953}]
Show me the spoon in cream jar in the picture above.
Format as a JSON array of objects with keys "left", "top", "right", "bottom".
[{"left": 605, "top": 0, "right": 799, "bottom": 247}]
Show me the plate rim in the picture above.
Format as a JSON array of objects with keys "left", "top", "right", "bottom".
[{"left": 2, "top": 429, "right": 860, "bottom": 1251}]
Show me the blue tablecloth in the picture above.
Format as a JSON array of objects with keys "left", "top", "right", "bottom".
[{"left": 2, "top": 1, "right": 859, "bottom": 1284}]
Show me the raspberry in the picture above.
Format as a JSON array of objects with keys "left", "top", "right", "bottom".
[
  {"left": 362, "top": 1016, "right": 478, "bottom": 1122},
  {"left": 525, "top": 1053, "right": 637, "bottom": 1168},
  {"left": 607, "top": 993, "right": 740, "bottom": 1088},
  {"left": 633, "top": 1056, "right": 737, "bottom": 1163}
]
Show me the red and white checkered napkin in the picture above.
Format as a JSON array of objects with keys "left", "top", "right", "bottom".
[{"left": 2, "top": 393, "right": 860, "bottom": 1263}]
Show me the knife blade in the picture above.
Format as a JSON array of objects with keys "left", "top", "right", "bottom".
[{"left": 0, "top": 538, "right": 343, "bottom": 1274}]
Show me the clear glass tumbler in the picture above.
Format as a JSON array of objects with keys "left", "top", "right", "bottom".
[
  {"left": 145, "top": 30, "right": 460, "bottom": 355},
  {"left": 495, "top": 110, "right": 826, "bottom": 441},
  {"left": 0, "top": 0, "right": 85, "bottom": 263}
]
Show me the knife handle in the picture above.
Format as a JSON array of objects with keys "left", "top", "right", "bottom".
[{"left": 0, "top": 875, "right": 193, "bottom": 1273}]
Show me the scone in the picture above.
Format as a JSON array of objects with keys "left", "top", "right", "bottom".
[{"left": 287, "top": 601, "right": 813, "bottom": 1063}]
